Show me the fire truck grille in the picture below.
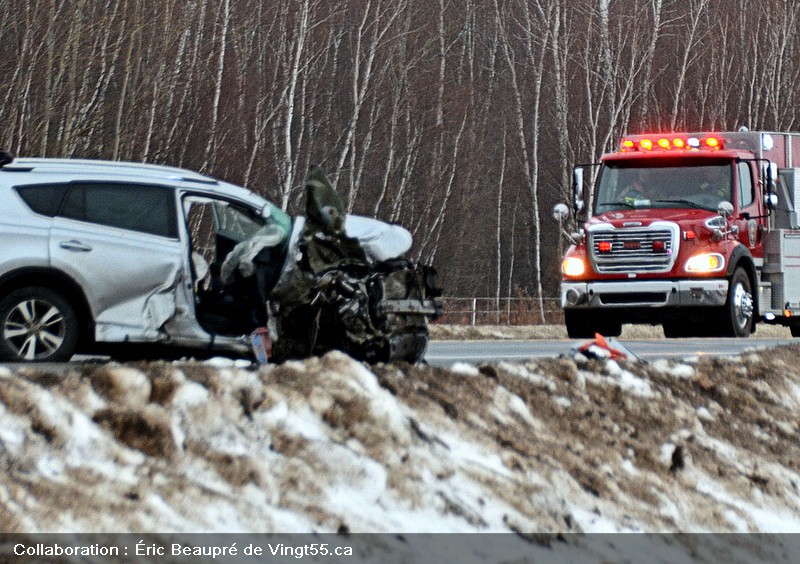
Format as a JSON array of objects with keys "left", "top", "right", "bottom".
[{"left": 591, "top": 228, "right": 676, "bottom": 273}]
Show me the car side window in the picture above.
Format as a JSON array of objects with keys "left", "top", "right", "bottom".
[
  {"left": 215, "top": 201, "right": 265, "bottom": 241},
  {"left": 738, "top": 161, "right": 754, "bottom": 208},
  {"left": 59, "top": 183, "right": 178, "bottom": 238},
  {"left": 15, "top": 184, "right": 68, "bottom": 216}
]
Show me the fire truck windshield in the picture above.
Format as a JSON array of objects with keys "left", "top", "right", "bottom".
[{"left": 595, "top": 158, "right": 733, "bottom": 213}]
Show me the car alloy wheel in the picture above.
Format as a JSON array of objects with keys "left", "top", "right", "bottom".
[{"left": 0, "top": 288, "right": 78, "bottom": 362}]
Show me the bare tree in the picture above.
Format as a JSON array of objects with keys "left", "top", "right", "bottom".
[
  {"left": 6, "top": 0, "right": 800, "bottom": 306},
  {"left": 201, "top": 0, "right": 232, "bottom": 171},
  {"left": 668, "top": 0, "right": 709, "bottom": 130}
]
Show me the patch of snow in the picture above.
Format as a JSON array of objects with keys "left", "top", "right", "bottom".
[
  {"left": 497, "top": 362, "right": 557, "bottom": 392},
  {"left": 104, "top": 366, "right": 152, "bottom": 405},
  {"left": 696, "top": 406, "right": 713, "bottom": 421},
  {"left": 659, "top": 443, "right": 676, "bottom": 466},
  {"left": 650, "top": 358, "right": 670, "bottom": 373},
  {"left": 171, "top": 380, "right": 210, "bottom": 408},
  {"left": 555, "top": 396, "right": 572, "bottom": 408},
  {"left": 695, "top": 434, "right": 746, "bottom": 466},
  {"left": 506, "top": 392, "right": 538, "bottom": 427},
  {"left": 723, "top": 509, "right": 750, "bottom": 532},
  {"left": 695, "top": 473, "right": 800, "bottom": 532},
  {"left": 259, "top": 402, "right": 330, "bottom": 442},
  {"left": 497, "top": 362, "right": 532, "bottom": 379},
  {"left": 605, "top": 362, "right": 655, "bottom": 397},
  {"left": 776, "top": 419, "right": 796, "bottom": 436},
  {"left": 435, "top": 429, "right": 512, "bottom": 479},
  {"left": 450, "top": 362, "right": 479, "bottom": 376},
  {"left": 670, "top": 363, "right": 695, "bottom": 379},
  {"left": 36, "top": 456, "right": 65, "bottom": 480},
  {"left": 490, "top": 387, "right": 540, "bottom": 429},
  {"left": 0, "top": 413, "right": 25, "bottom": 455},
  {"left": 619, "top": 370, "right": 654, "bottom": 397},
  {"left": 568, "top": 505, "right": 635, "bottom": 533},
  {"left": 203, "top": 357, "right": 243, "bottom": 368}
]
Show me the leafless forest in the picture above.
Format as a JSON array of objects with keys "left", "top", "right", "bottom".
[{"left": 1, "top": 0, "right": 799, "bottom": 316}]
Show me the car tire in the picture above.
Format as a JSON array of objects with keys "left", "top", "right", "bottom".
[{"left": 0, "top": 287, "right": 79, "bottom": 362}]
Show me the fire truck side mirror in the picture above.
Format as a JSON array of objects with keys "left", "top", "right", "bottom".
[
  {"left": 764, "top": 193, "right": 779, "bottom": 208},
  {"left": 553, "top": 203, "right": 569, "bottom": 222},
  {"left": 717, "top": 201, "right": 734, "bottom": 218},
  {"left": 572, "top": 167, "right": 585, "bottom": 216},
  {"left": 762, "top": 162, "right": 778, "bottom": 208}
]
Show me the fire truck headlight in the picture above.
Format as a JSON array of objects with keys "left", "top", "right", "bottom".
[
  {"left": 685, "top": 253, "right": 725, "bottom": 272},
  {"left": 562, "top": 257, "right": 586, "bottom": 277}
]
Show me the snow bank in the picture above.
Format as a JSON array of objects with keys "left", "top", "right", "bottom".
[{"left": 3, "top": 345, "right": 800, "bottom": 560}]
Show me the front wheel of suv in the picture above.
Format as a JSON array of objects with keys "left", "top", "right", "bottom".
[{"left": 0, "top": 287, "right": 79, "bottom": 362}]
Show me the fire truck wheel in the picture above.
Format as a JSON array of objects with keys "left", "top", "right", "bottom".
[
  {"left": 722, "top": 267, "right": 754, "bottom": 337},
  {"left": 564, "top": 310, "right": 622, "bottom": 338}
]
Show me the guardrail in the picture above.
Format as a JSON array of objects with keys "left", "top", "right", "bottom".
[{"left": 436, "top": 297, "right": 564, "bottom": 326}]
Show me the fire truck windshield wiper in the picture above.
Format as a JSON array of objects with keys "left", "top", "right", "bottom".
[{"left": 651, "top": 199, "right": 715, "bottom": 211}]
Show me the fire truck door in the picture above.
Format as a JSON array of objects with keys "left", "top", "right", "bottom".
[{"left": 735, "top": 161, "right": 764, "bottom": 255}]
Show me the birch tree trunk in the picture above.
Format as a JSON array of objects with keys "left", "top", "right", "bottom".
[{"left": 202, "top": 0, "right": 231, "bottom": 171}]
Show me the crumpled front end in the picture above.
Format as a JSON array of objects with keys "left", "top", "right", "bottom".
[{"left": 266, "top": 166, "right": 442, "bottom": 363}]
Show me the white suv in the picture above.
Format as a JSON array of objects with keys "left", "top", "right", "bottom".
[
  {"left": 0, "top": 155, "right": 298, "bottom": 361},
  {"left": 0, "top": 155, "right": 439, "bottom": 363}
]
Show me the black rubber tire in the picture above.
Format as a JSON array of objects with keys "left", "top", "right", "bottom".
[
  {"left": 0, "top": 287, "right": 79, "bottom": 362},
  {"left": 720, "top": 267, "right": 754, "bottom": 337},
  {"left": 565, "top": 310, "right": 622, "bottom": 338},
  {"left": 790, "top": 324, "right": 800, "bottom": 338}
]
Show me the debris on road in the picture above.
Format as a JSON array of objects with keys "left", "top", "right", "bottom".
[{"left": 571, "top": 333, "right": 643, "bottom": 362}]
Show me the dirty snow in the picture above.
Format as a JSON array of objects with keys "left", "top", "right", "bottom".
[{"left": 3, "top": 344, "right": 800, "bottom": 560}]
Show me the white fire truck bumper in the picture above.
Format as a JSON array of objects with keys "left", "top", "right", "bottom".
[{"left": 561, "top": 279, "right": 729, "bottom": 309}]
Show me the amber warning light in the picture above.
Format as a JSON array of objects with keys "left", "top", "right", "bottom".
[{"left": 619, "top": 134, "right": 724, "bottom": 152}]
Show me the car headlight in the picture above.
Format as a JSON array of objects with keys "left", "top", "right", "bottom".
[
  {"left": 562, "top": 257, "right": 586, "bottom": 277},
  {"left": 685, "top": 253, "right": 725, "bottom": 272}
]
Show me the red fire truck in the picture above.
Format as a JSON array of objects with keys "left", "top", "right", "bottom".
[{"left": 554, "top": 129, "right": 800, "bottom": 338}]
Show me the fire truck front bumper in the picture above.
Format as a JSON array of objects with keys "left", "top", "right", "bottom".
[{"left": 561, "top": 279, "right": 729, "bottom": 309}]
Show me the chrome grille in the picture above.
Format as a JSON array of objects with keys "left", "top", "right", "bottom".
[{"left": 590, "top": 227, "right": 676, "bottom": 273}]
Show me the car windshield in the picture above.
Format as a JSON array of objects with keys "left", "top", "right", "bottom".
[{"left": 595, "top": 159, "right": 733, "bottom": 213}]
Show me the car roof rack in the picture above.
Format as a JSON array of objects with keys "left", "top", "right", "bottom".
[
  {"left": 170, "top": 176, "right": 218, "bottom": 186},
  {"left": 9, "top": 157, "right": 220, "bottom": 185}
]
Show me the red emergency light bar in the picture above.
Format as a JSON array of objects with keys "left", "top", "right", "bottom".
[{"left": 618, "top": 134, "right": 723, "bottom": 153}]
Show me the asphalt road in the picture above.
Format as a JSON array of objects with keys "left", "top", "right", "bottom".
[
  {"left": 424, "top": 337, "right": 798, "bottom": 367},
  {"left": 1, "top": 337, "right": 796, "bottom": 371}
]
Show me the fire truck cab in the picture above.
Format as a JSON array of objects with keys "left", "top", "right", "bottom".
[{"left": 555, "top": 130, "right": 800, "bottom": 338}]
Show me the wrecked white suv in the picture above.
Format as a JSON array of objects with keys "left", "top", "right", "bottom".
[{"left": 0, "top": 154, "right": 440, "bottom": 363}]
